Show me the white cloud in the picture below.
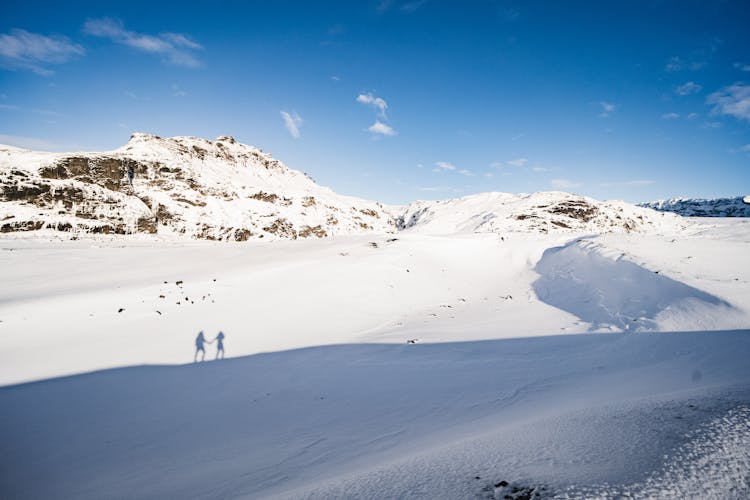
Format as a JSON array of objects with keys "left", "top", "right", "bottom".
[
  {"left": 687, "top": 112, "right": 699, "bottom": 119},
  {"left": 551, "top": 179, "right": 581, "bottom": 189},
  {"left": 739, "top": 144, "right": 750, "bottom": 152},
  {"left": 532, "top": 166, "right": 550, "bottom": 173},
  {"left": 675, "top": 81, "right": 702, "bottom": 96},
  {"left": 172, "top": 84, "right": 187, "bottom": 97},
  {"left": 280, "top": 111, "right": 303, "bottom": 138},
  {"left": 707, "top": 82, "right": 750, "bottom": 122},
  {"left": 734, "top": 62, "right": 750, "bottom": 72},
  {"left": 368, "top": 121, "right": 396, "bottom": 136},
  {"left": 83, "top": 18, "right": 202, "bottom": 68},
  {"left": 662, "top": 112, "right": 680, "bottom": 120},
  {"left": 484, "top": 172, "right": 494, "bottom": 178},
  {"left": 331, "top": 75, "right": 341, "bottom": 81},
  {"left": 0, "top": 29, "right": 84, "bottom": 75},
  {"left": 507, "top": 157, "right": 528, "bottom": 167},
  {"left": 357, "top": 92, "right": 388, "bottom": 118},
  {"left": 457, "top": 169, "right": 473, "bottom": 176},
  {"left": 434, "top": 161, "right": 456, "bottom": 171},
  {"left": 599, "top": 101, "right": 616, "bottom": 117},
  {"left": 701, "top": 121, "right": 722, "bottom": 129}
]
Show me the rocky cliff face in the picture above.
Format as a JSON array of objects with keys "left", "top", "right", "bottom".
[
  {"left": 0, "top": 133, "right": 396, "bottom": 239},
  {"left": 639, "top": 197, "right": 750, "bottom": 217}
]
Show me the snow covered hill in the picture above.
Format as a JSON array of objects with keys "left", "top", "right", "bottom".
[
  {"left": 0, "top": 133, "right": 395, "bottom": 240},
  {"left": 399, "top": 191, "right": 685, "bottom": 234},
  {"left": 1, "top": 135, "right": 698, "bottom": 241},
  {"left": 639, "top": 196, "right": 750, "bottom": 217}
]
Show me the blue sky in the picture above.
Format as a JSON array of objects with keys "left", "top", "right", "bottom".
[{"left": 1, "top": 1, "right": 749, "bottom": 204}]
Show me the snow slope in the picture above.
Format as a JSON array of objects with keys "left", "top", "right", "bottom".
[
  {"left": 1, "top": 332, "right": 749, "bottom": 499},
  {"left": 0, "top": 218, "right": 749, "bottom": 498},
  {"left": 640, "top": 196, "right": 750, "bottom": 217},
  {"left": 0, "top": 134, "right": 395, "bottom": 240}
]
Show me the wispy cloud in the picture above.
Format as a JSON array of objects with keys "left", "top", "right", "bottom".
[
  {"left": 172, "top": 84, "right": 188, "bottom": 97},
  {"left": 551, "top": 178, "right": 581, "bottom": 189},
  {"left": 532, "top": 166, "right": 550, "bottom": 173},
  {"left": 662, "top": 112, "right": 680, "bottom": 120},
  {"left": 357, "top": 92, "right": 388, "bottom": 118},
  {"left": 434, "top": 161, "right": 456, "bottom": 172},
  {"left": 378, "top": 0, "right": 429, "bottom": 13},
  {"left": 280, "top": 111, "right": 303, "bottom": 138},
  {"left": 457, "top": 169, "right": 473, "bottom": 176},
  {"left": 675, "top": 81, "right": 702, "bottom": 96},
  {"left": 707, "top": 82, "right": 750, "bottom": 122},
  {"left": 701, "top": 121, "right": 722, "bottom": 129},
  {"left": 0, "top": 29, "right": 84, "bottom": 75},
  {"left": 83, "top": 18, "right": 202, "bottom": 68},
  {"left": 599, "top": 101, "right": 616, "bottom": 117},
  {"left": 600, "top": 179, "right": 655, "bottom": 188},
  {"left": 400, "top": 0, "right": 429, "bottom": 12},
  {"left": 368, "top": 121, "right": 396, "bottom": 136},
  {"left": 665, "top": 39, "right": 720, "bottom": 72},
  {"left": 507, "top": 158, "right": 528, "bottom": 167},
  {"left": 734, "top": 62, "right": 750, "bottom": 72},
  {"left": 0, "top": 133, "right": 59, "bottom": 150}
]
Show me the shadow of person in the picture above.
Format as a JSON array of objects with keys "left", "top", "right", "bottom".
[
  {"left": 215, "top": 331, "right": 225, "bottom": 360},
  {"left": 194, "top": 331, "right": 208, "bottom": 362}
]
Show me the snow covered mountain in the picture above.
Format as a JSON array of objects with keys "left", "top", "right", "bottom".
[
  {"left": 1, "top": 134, "right": 689, "bottom": 240},
  {"left": 399, "top": 191, "right": 684, "bottom": 234},
  {"left": 639, "top": 196, "right": 750, "bottom": 217},
  {"left": 0, "top": 133, "right": 395, "bottom": 240}
]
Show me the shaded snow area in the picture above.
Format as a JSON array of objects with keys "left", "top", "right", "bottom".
[
  {"left": 0, "top": 216, "right": 749, "bottom": 498},
  {"left": 0, "top": 334, "right": 749, "bottom": 499}
]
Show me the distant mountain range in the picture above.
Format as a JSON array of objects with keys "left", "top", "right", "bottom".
[
  {"left": 639, "top": 197, "right": 750, "bottom": 217},
  {"left": 1, "top": 133, "right": 688, "bottom": 239}
]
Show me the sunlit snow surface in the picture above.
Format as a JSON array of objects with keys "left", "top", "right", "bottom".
[{"left": 0, "top": 217, "right": 749, "bottom": 499}]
